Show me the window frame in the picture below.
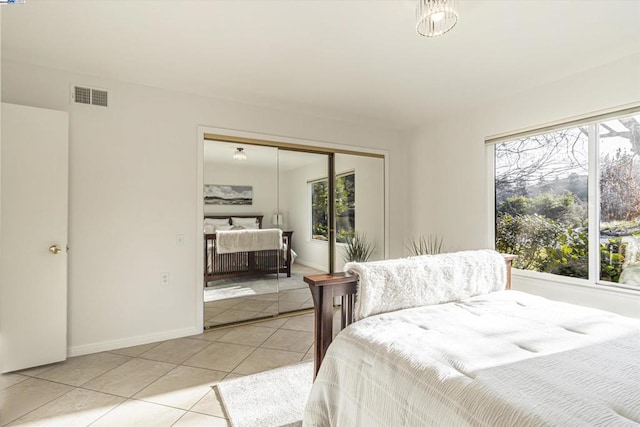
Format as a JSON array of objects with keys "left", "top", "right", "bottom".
[{"left": 487, "top": 105, "right": 640, "bottom": 292}]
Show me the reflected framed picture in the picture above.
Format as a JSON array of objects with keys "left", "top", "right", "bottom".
[{"left": 204, "top": 184, "right": 253, "bottom": 205}]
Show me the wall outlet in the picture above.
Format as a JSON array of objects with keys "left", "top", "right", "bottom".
[
  {"left": 160, "top": 272, "right": 170, "bottom": 286},
  {"left": 176, "top": 234, "right": 185, "bottom": 247}
]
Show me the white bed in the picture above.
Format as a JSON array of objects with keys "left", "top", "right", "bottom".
[{"left": 303, "top": 251, "right": 640, "bottom": 427}]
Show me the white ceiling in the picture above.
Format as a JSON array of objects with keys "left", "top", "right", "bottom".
[
  {"left": 204, "top": 140, "right": 326, "bottom": 171},
  {"left": 2, "top": 0, "right": 639, "bottom": 129}
]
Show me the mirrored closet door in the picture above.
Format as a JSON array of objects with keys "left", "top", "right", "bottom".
[
  {"left": 202, "top": 138, "right": 386, "bottom": 329},
  {"left": 276, "top": 149, "right": 331, "bottom": 313},
  {"left": 334, "top": 153, "right": 385, "bottom": 270},
  {"left": 203, "top": 141, "right": 280, "bottom": 328}
]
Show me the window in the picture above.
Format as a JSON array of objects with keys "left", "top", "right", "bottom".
[
  {"left": 310, "top": 179, "right": 328, "bottom": 241},
  {"left": 310, "top": 172, "right": 355, "bottom": 243},
  {"left": 494, "top": 111, "right": 640, "bottom": 289}
]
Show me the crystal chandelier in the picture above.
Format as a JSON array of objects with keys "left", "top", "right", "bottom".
[{"left": 416, "top": 0, "right": 459, "bottom": 37}]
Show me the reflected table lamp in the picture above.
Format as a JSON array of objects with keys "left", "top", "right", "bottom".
[{"left": 272, "top": 214, "right": 284, "bottom": 229}]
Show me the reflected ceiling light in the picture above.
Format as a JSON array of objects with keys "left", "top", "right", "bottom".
[
  {"left": 233, "top": 147, "right": 247, "bottom": 160},
  {"left": 416, "top": 0, "right": 458, "bottom": 37}
]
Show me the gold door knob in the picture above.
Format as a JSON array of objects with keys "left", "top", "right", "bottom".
[{"left": 49, "top": 245, "right": 62, "bottom": 254}]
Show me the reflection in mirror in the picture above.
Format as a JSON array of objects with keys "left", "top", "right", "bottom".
[
  {"left": 203, "top": 141, "right": 280, "bottom": 328},
  {"left": 334, "top": 154, "right": 385, "bottom": 270},
  {"left": 277, "top": 149, "right": 330, "bottom": 313}
]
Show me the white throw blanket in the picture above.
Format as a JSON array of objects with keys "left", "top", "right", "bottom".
[
  {"left": 216, "top": 229, "right": 282, "bottom": 254},
  {"left": 304, "top": 291, "right": 640, "bottom": 427},
  {"left": 344, "top": 249, "right": 506, "bottom": 321}
]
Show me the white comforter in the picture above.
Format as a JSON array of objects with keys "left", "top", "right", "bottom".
[{"left": 304, "top": 291, "right": 640, "bottom": 427}]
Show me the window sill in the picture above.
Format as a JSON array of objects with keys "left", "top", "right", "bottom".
[
  {"left": 512, "top": 268, "right": 640, "bottom": 296},
  {"left": 309, "top": 239, "right": 347, "bottom": 247}
]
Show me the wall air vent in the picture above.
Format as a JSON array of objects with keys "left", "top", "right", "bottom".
[
  {"left": 74, "top": 86, "right": 91, "bottom": 105},
  {"left": 91, "top": 89, "right": 108, "bottom": 107},
  {"left": 71, "top": 85, "right": 109, "bottom": 107}
]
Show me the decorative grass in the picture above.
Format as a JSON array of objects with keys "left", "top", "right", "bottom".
[
  {"left": 343, "top": 232, "right": 376, "bottom": 263},
  {"left": 406, "top": 235, "right": 445, "bottom": 256}
]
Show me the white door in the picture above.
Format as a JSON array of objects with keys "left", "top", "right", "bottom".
[{"left": 1, "top": 103, "right": 69, "bottom": 373}]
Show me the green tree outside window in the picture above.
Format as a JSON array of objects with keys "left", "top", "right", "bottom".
[{"left": 311, "top": 173, "right": 355, "bottom": 243}]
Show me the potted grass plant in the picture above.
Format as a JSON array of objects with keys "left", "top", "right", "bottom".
[
  {"left": 343, "top": 231, "right": 376, "bottom": 263},
  {"left": 406, "top": 234, "right": 445, "bottom": 256}
]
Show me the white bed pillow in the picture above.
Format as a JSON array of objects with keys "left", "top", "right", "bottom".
[
  {"left": 204, "top": 218, "right": 231, "bottom": 233},
  {"left": 205, "top": 218, "right": 230, "bottom": 226},
  {"left": 344, "top": 250, "right": 507, "bottom": 321},
  {"left": 231, "top": 217, "right": 259, "bottom": 228}
]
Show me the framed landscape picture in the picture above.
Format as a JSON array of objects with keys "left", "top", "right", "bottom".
[{"left": 204, "top": 184, "right": 253, "bottom": 205}]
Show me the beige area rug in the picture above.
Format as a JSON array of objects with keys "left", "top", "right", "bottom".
[
  {"left": 216, "top": 362, "right": 314, "bottom": 427},
  {"left": 205, "top": 264, "right": 324, "bottom": 302}
]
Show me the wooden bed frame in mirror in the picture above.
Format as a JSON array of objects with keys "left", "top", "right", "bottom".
[
  {"left": 204, "top": 214, "right": 293, "bottom": 282},
  {"left": 304, "top": 254, "right": 517, "bottom": 378}
]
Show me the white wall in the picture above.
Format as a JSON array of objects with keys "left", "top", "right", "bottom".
[
  {"left": 1, "top": 60, "right": 404, "bottom": 355},
  {"left": 281, "top": 157, "right": 329, "bottom": 271},
  {"left": 0, "top": 8, "right": 3, "bottom": 362},
  {"left": 405, "top": 54, "right": 640, "bottom": 317}
]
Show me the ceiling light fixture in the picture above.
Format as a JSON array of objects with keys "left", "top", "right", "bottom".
[
  {"left": 233, "top": 147, "right": 247, "bottom": 160},
  {"left": 416, "top": 0, "right": 458, "bottom": 37}
]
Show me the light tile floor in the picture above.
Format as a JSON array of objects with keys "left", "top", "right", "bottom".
[
  {"left": 0, "top": 313, "right": 316, "bottom": 427},
  {"left": 204, "top": 264, "right": 323, "bottom": 328}
]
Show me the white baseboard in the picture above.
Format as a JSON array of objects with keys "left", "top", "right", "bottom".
[
  {"left": 295, "top": 259, "right": 327, "bottom": 272},
  {"left": 67, "top": 326, "right": 202, "bottom": 357}
]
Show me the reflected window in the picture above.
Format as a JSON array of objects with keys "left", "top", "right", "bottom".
[{"left": 310, "top": 172, "right": 355, "bottom": 243}]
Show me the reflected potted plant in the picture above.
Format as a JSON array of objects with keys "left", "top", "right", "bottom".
[{"left": 343, "top": 231, "right": 376, "bottom": 263}]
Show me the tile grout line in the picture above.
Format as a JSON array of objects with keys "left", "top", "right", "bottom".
[
  {"left": 210, "top": 321, "right": 285, "bottom": 376},
  {"left": 83, "top": 365, "right": 227, "bottom": 427},
  {"left": 186, "top": 387, "right": 216, "bottom": 414},
  {"left": 114, "top": 328, "right": 266, "bottom": 415},
  {"left": 86, "top": 396, "right": 129, "bottom": 427},
  {"left": 227, "top": 318, "right": 310, "bottom": 375},
  {"left": 182, "top": 326, "right": 265, "bottom": 376},
  {"left": 169, "top": 411, "right": 187, "bottom": 427},
  {"left": 216, "top": 323, "right": 279, "bottom": 348},
  {"left": 70, "top": 354, "right": 135, "bottom": 390},
  {"left": 2, "top": 381, "right": 78, "bottom": 427},
  {"left": 127, "top": 363, "right": 184, "bottom": 403},
  {"left": 5, "top": 374, "right": 31, "bottom": 387},
  {"left": 125, "top": 362, "right": 227, "bottom": 409},
  {"left": 106, "top": 340, "right": 163, "bottom": 358},
  {"left": 0, "top": 375, "right": 29, "bottom": 392}
]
